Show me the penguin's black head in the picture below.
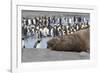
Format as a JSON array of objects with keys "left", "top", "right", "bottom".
[
  {"left": 37, "top": 40, "right": 41, "bottom": 43},
  {"left": 22, "top": 38, "right": 24, "bottom": 40}
]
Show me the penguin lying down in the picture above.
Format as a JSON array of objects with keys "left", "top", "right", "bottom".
[{"left": 47, "top": 28, "right": 90, "bottom": 52}]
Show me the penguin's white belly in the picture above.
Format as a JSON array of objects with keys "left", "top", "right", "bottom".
[
  {"left": 51, "top": 29, "right": 53, "bottom": 36},
  {"left": 36, "top": 43, "right": 41, "bottom": 48},
  {"left": 47, "top": 29, "right": 49, "bottom": 35},
  {"left": 22, "top": 40, "right": 25, "bottom": 48}
]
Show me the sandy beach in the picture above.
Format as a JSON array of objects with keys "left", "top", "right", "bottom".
[{"left": 22, "top": 48, "right": 90, "bottom": 62}]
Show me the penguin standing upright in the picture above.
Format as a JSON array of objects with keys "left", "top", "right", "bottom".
[
  {"left": 34, "top": 40, "right": 41, "bottom": 48},
  {"left": 22, "top": 38, "right": 25, "bottom": 48},
  {"left": 51, "top": 27, "right": 54, "bottom": 37}
]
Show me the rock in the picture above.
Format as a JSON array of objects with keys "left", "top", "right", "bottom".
[{"left": 79, "top": 52, "right": 89, "bottom": 57}]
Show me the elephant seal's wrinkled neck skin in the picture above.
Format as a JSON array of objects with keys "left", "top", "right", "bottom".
[{"left": 47, "top": 28, "right": 90, "bottom": 52}]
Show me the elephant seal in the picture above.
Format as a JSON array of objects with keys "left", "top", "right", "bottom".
[{"left": 47, "top": 28, "right": 90, "bottom": 52}]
